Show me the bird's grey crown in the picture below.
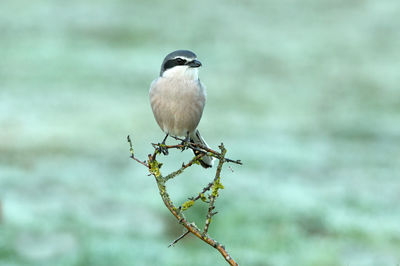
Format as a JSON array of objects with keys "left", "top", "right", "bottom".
[
  {"left": 160, "top": 50, "right": 197, "bottom": 76},
  {"left": 164, "top": 50, "right": 197, "bottom": 61}
]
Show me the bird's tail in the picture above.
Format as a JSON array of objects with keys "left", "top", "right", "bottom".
[{"left": 190, "top": 130, "right": 214, "bottom": 168}]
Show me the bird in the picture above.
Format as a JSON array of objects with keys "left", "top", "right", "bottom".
[{"left": 149, "top": 50, "right": 214, "bottom": 168}]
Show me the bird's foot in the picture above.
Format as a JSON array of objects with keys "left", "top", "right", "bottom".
[
  {"left": 180, "top": 132, "right": 190, "bottom": 152},
  {"left": 158, "top": 144, "right": 169, "bottom": 155},
  {"left": 158, "top": 133, "right": 169, "bottom": 155}
]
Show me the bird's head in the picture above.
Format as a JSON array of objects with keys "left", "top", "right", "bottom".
[{"left": 160, "top": 50, "right": 202, "bottom": 80}]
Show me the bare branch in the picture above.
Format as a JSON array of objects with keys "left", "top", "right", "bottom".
[{"left": 128, "top": 137, "right": 240, "bottom": 266}]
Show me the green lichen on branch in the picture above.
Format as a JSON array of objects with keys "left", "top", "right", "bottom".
[
  {"left": 181, "top": 199, "right": 195, "bottom": 211},
  {"left": 211, "top": 176, "right": 224, "bottom": 197},
  {"left": 200, "top": 193, "right": 208, "bottom": 202},
  {"left": 149, "top": 159, "right": 162, "bottom": 178}
]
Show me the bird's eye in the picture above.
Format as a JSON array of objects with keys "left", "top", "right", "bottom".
[{"left": 176, "top": 58, "right": 186, "bottom": 65}]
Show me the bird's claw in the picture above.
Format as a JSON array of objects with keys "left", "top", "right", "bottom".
[
  {"left": 180, "top": 140, "right": 190, "bottom": 152},
  {"left": 158, "top": 144, "right": 169, "bottom": 155},
  {"left": 180, "top": 133, "right": 190, "bottom": 152}
]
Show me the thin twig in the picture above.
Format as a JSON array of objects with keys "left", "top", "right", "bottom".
[
  {"left": 189, "top": 182, "right": 214, "bottom": 202},
  {"left": 164, "top": 153, "right": 205, "bottom": 182},
  {"left": 168, "top": 230, "right": 190, "bottom": 247},
  {"left": 127, "top": 135, "right": 148, "bottom": 167}
]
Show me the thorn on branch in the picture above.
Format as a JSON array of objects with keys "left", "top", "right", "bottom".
[{"left": 168, "top": 230, "right": 190, "bottom": 247}]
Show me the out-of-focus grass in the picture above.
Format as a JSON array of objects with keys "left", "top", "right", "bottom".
[{"left": 1, "top": 0, "right": 400, "bottom": 265}]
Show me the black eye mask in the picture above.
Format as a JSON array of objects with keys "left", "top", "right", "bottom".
[{"left": 163, "top": 58, "right": 187, "bottom": 72}]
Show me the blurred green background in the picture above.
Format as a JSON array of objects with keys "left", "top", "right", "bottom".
[{"left": 1, "top": 0, "right": 400, "bottom": 265}]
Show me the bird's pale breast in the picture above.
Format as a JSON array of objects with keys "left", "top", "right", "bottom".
[{"left": 149, "top": 77, "right": 206, "bottom": 137}]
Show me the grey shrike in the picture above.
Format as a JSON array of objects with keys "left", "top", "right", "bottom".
[{"left": 149, "top": 50, "right": 214, "bottom": 168}]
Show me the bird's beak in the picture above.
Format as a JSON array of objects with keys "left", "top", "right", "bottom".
[{"left": 187, "top": 59, "right": 202, "bottom": 68}]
